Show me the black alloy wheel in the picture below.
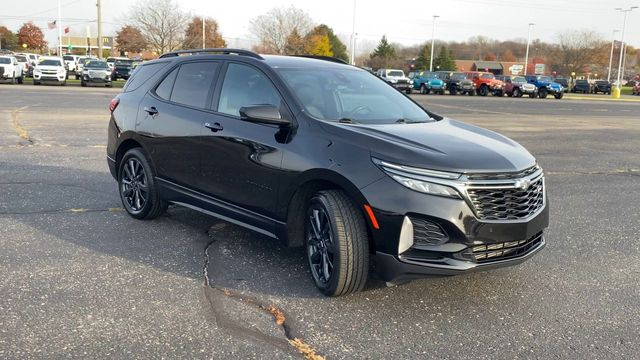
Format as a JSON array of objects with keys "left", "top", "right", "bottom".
[
  {"left": 449, "top": 85, "right": 457, "bottom": 95},
  {"left": 118, "top": 148, "right": 167, "bottom": 219},
  {"left": 478, "top": 85, "right": 488, "bottom": 96},
  {"left": 305, "top": 190, "right": 369, "bottom": 296}
]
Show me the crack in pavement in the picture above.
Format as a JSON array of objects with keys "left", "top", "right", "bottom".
[
  {"left": 202, "top": 225, "right": 326, "bottom": 360},
  {"left": 10, "top": 106, "right": 33, "bottom": 145}
]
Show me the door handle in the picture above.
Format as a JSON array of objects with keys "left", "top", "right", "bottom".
[
  {"left": 144, "top": 106, "right": 159, "bottom": 116},
  {"left": 204, "top": 122, "right": 223, "bottom": 132}
]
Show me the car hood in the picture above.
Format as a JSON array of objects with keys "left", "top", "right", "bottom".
[{"left": 322, "top": 118, "right": 536, "bottom": 173}]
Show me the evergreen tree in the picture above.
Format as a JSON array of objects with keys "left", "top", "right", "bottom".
[
  {"left": 305, "top": 34, "right": 333, "bottom": 56},
  {"left": 371, "top": 35, "right": 396, "bottom": 58},
  {"left": 434, "top": 46, "right": 456, "bottom": 71},
  {"left": 414, "top": 44, "right": 431, "bottom": 71},
  {"left": 307, "top": 24, "right": 348, "bottom": 61},
  {"left": 284, "top": 28, "right": 305, "bottom": 55}
]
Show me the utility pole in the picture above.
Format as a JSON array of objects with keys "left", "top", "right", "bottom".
[
  {"left": 202, "top": 17, "right": 206, "bottom": 49},
  {"left": 524, "top": 23, "right": 534, "bottom": 76},
  {"left": 615, "top": 6, "right": 637, "bottom": 90},
  {"left": 429, "top": 15, "right": 439, "bottom": 72},
  {"left": 97, "top": 0, "right": 103, "bottom": 59},
  {"left": 607, "top": 29, "right": 619, "bottom": 82},
  {"left": 57, "top": 0, "right": 62, "bottom": 56},
  {"left": 350, "top": 0, "right": 356, "bottom": 65}
]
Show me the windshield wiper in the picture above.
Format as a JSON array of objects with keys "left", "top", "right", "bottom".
[
  {"left": 396, "top": 118, "right": 429, "bottom": 124},
  {"left": 339, "top": 118, "right": 359, "bottom": 124}
]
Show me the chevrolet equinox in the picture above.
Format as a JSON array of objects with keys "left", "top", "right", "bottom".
[{"left": 107, "top": 49, "right": 548, "bottom": 297}]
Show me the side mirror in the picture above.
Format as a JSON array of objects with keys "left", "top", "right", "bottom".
[{"left": 239, "top": 105, "right": 290, "bottom": 127}]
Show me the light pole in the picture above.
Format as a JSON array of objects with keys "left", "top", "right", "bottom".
[
  {"left": 429, "top": 15, "right": 439, "bottom": 72},
  {"left": 524, "top": 23, "right": 534, "bottom": 76},
  {"left": 202, "top": 17, "right": 206, "bottom": 49},
  {"left": 615, "top": 6, "right": 637, "bottom": 89},
  {"left": 607, "top": 29, "right": 619, "bottom": 82},
  {"left": 350, "top": 0, "right": 356, "bottom": 65}
]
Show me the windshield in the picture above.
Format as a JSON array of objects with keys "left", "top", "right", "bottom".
[
  {"left": 512, "top": 76, "right": 526, "bottom": 83},
  {"left": 422, "top": 72, "right": 437, "bottom": 79},
  {"left": 387, "top": 70, "right": 404, "bottom": 77},
  {"left": 450, "top": 73, "right": 466, "bottom": 80},
  {"left": 115, "top": 60, "right": 133, "bottom": 66},
  {"left": 63, "top": 56, "right": 74, "bottom": 61},
  {"left": 278, "top": 68, "right": 432, "bottom": 125},
  {"left": 86, "top": 60, "right": 108, "bottom": 69},
  {"left": 538, "top": 76, "right": 551, "bottom": 82},
  {"left": 596, "top": 81, "right": 608, "bottom": 85},
  {"left": 39, "top": 59, "right": 62, "bottom": 66},
  {"left": 480, "top": 73, "right": 495, "bottom": 79},
  {"left": 15, "top": 55, "right": 27, "bottom": 62},
  {"left": 0, "top": 58, "right": 10, "bottom": 64}
]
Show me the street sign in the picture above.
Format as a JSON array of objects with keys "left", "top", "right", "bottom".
[
  {"left": 534, "top": 63, "right": 546, "bottom": 75},
  {"left": 509, "top": 64, "right": 524, "bottom": 75}
]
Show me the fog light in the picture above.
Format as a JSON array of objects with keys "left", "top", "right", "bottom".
[{"left": 398, "top": 216, "right": 414, "bottom": 254}]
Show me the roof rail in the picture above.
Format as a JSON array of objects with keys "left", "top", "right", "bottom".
[
  {"left": 292, "top": 55, "right": 348, "bottom": 64},
  {"left": 159, "top": 48, "right": 264, "bottom": 60}
]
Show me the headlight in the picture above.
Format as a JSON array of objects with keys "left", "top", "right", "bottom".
[
  {"left": 34, "top": 68, "right": 41, "bottom": 74},
  {"left": 373, "top": 158, "right": 462, "bottom": 198}
]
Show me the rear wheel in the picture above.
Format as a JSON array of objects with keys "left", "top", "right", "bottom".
[
  {"left": 513, "top": 88, "right": 521, "bottom": 98},
  {"left": 478, "top": 85, "right": 488, "bottom": 96},
  {"left": 554, "top": 92, "right": 564, "bottom": 99},
  {"left": 305, "top": 190, "right": 369, "bottom": 296},
  {"left": 118, "top": 148, "right": 168, "bottom": 220}
]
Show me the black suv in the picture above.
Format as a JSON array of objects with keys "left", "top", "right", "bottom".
[
  {"left": 571, "top": 79, "right": 591, "bottom": 93},
  {"left": 107, "top": 49, "right": 548, "bottom": 296},
  {"left": 112, "top": 59, "right": 134, "bottom": 81},
  {"left": 435, "top": 71, "right": 475, "bottom": 95},
  {"left": 591, "top": 80, "right": 611, "bottom": 95}
]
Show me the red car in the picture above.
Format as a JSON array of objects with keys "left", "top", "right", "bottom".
[
  {"left": 464, "top": 71, "right": 505, "bottom": 97},
  {"left": 632, "top": 82, "right": 640, "bottom": 96}
]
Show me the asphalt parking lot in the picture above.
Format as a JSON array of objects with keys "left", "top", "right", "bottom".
[{"left": 1, "top": 84, "right": 639, "bottom": 359}]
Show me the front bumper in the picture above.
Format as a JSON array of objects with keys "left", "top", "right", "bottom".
[
  {"left": 361, "top": 175, "right": 549, "bottom": 282},
  {"left": 392, "top": 82, "right": 412, "bottom": 90},
  {"left": 34, "top": 73, "right": 66, "bottom": 82},
  {"left": 83, "top": 75, "right": 111, "bottom": 83}
]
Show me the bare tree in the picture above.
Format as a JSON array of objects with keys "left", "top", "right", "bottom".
[
  {"left": 551, "top": 30, "right": 607, "bottom": 75},
  {"left": 130, "top": 0, "right": 188, "bottom": 55},
  {"left": 249, "top": 6, "right": 313, "bottom": 54}
]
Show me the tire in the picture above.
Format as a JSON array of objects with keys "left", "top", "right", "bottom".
[
  {"left": 118, "top": 148, "right": 168, "bottom": 220},
  {"left": 494, "top": 90, "right": 503, "bottom": 97},
  {"left": 105, "top": 82, "right": 112, "bottom": 88},
  {"left": 538, "top": 88, "right": 548, "bottom": 99},
  {"left": 305, "top": 190, "right": 369, "bottom": 296},
  {"left": 529, "top": 93, "right": 536, "bottom": 98},
  {"left": 61, "top": 80, "right": 67, "bottom": 86},
  {"left": 405, "top": 88, "right": 412, "bottom": 95},
  {"left": 33, "top": 80, "right": 40, "bottom": 85},
  {"left": 81, "top": 81, "right": 87, "bottom": 87},
  {"left": 420, "top": 84, "right": 430, "bottom": 95},
  {"left": 554, "top": 92, "right": 563, "bottom": 99},
  {"left": 17, "top": 75, "right": 24, "bottom": 84},
  {"left": 478, "top": 85, "right": 488, "bottom": 96},
  {"left": 449, "top": 85, "right": 457, "bottom": 95},
  {"left": 513, "top": 88, "right": 521, "bottom": 98}
]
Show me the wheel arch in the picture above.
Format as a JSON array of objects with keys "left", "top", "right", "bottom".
[{"left": 282, "top": 169, "right": 376, "bottom": 253}]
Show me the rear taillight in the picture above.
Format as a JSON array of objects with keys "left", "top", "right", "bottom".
[{"left": 109, "top": 98, "right": 120, "bottom": 113}]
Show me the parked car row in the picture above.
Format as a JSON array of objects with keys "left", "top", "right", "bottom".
[
  {"left": 392, "top": 69, "right": 566, "bottom": 99},
  {"left": 571, "top": 79, "right": 612, "bottom": 95},
  {"left": 0, "top": 53, "right": 140, "bottom": 87}
]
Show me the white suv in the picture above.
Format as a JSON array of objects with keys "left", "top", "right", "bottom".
[
  {"left": 376, "top": 68, "right": 413, "bottom": 94},
  {"left": 33, "top": 57, "right": 67, "bottom": 85},
  {"left": 0, "top": 55, "right": 24, "bottom": 84}
]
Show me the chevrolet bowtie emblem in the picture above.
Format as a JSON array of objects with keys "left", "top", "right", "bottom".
[{"left": 514, "top": 179, "right": 531, "bottom": 191}]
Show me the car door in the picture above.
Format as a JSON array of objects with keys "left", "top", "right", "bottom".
[
  {"left": 135, "top": 60, "right": 220, "bottom": 187},
  {"left": 198, "top": 61, "right": 290, "bottom": 221}
]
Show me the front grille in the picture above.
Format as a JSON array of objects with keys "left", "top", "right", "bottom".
[
  {"left": 467, "top": 175, "right": 544, "bottom": 221},
  {"left": 89, "top": 70, "right": 106, "bottom": 78},
  {"left": 467, "top": 232, "right": 543, "bottom": 263},
  {"left": 397, "top": 79, "right": 409, "bottom": 84},
  {"left": 467, "top": 165, "right": 540, "bottom": 181},
  {"left": 410, "top": 217, "right": 448, "bottom": 246},
  {"left": 42, "top": 70, "right": 58, "bottom": 75}
]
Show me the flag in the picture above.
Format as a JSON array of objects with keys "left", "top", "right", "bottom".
[
  {"left": 64, "top": 26, "right": 70, "bottom": 34},
  {"left": 48, "top": 20, "right": 56, "bottom": 30}
]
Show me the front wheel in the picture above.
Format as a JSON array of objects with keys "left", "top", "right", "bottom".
[
  {"left": 554, "top": 92, "right": 564, "bottom": 99},
  {"left": 478, "top": 85, "right": 488, "bottom": 96},
  {"left": 17, "top": 75, "right": 24, "bottom": 84},
  {"left": 538, "top": 88, "right": 548, "bottom": 99},
  {"left": 118, "top": 148, "right": 168, "bottom": 220},
  {"left": 405, "top": 88, "right": 412, "bottom": 95},
  {"left": 420, "top": 84, "right": 430, "bottom": 94},
  {"left": 513, "top": 88, "right": 521, "bottom": 98},
  {"left": 449, "top": 86, "right": 457, "bottom": 95},
  {"left": 306, "top": 190, "right": 369, "bottom": 296}
]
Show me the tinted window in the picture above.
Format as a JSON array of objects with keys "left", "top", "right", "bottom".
[
  {"left": 86, "top": 61, "right": 108, "bottom": 69},
  {"left": 15, "top": 55, "right": 27, "bottom": 62},
  {"left": 218, "top": 63, "right": 281, "bottom": 116},
  {"left": 63, "top": 56, "right": 74, "bottom": 61},
  {"left": 170, "top": 62, "right": 218, "bottom": 108},
  {"left": 123, "top": 62, "right": 169, "bottom": 92},
  {"left": 0, "top": 58, "right": 10, "bottom": 64},
  {"left": 39, "top": 59, "right": 62, "bottom": 66},
  {"left": 155, "top": 68, "right": 178, "bottom": 100}
]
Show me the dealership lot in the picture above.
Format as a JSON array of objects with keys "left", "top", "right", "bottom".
[{"left": 1, "top": 85, "right": 638, "bottom": 359}]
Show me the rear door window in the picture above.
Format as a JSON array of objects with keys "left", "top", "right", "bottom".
[
  {"left": 154, "top": 68, "right": 178, "bottom": 101},
  {"left": 123, "top": 62, "right": 169, "bottom": 92},
  {"left": 169, "top": 62, "right": 219, "bottom": 109}
]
